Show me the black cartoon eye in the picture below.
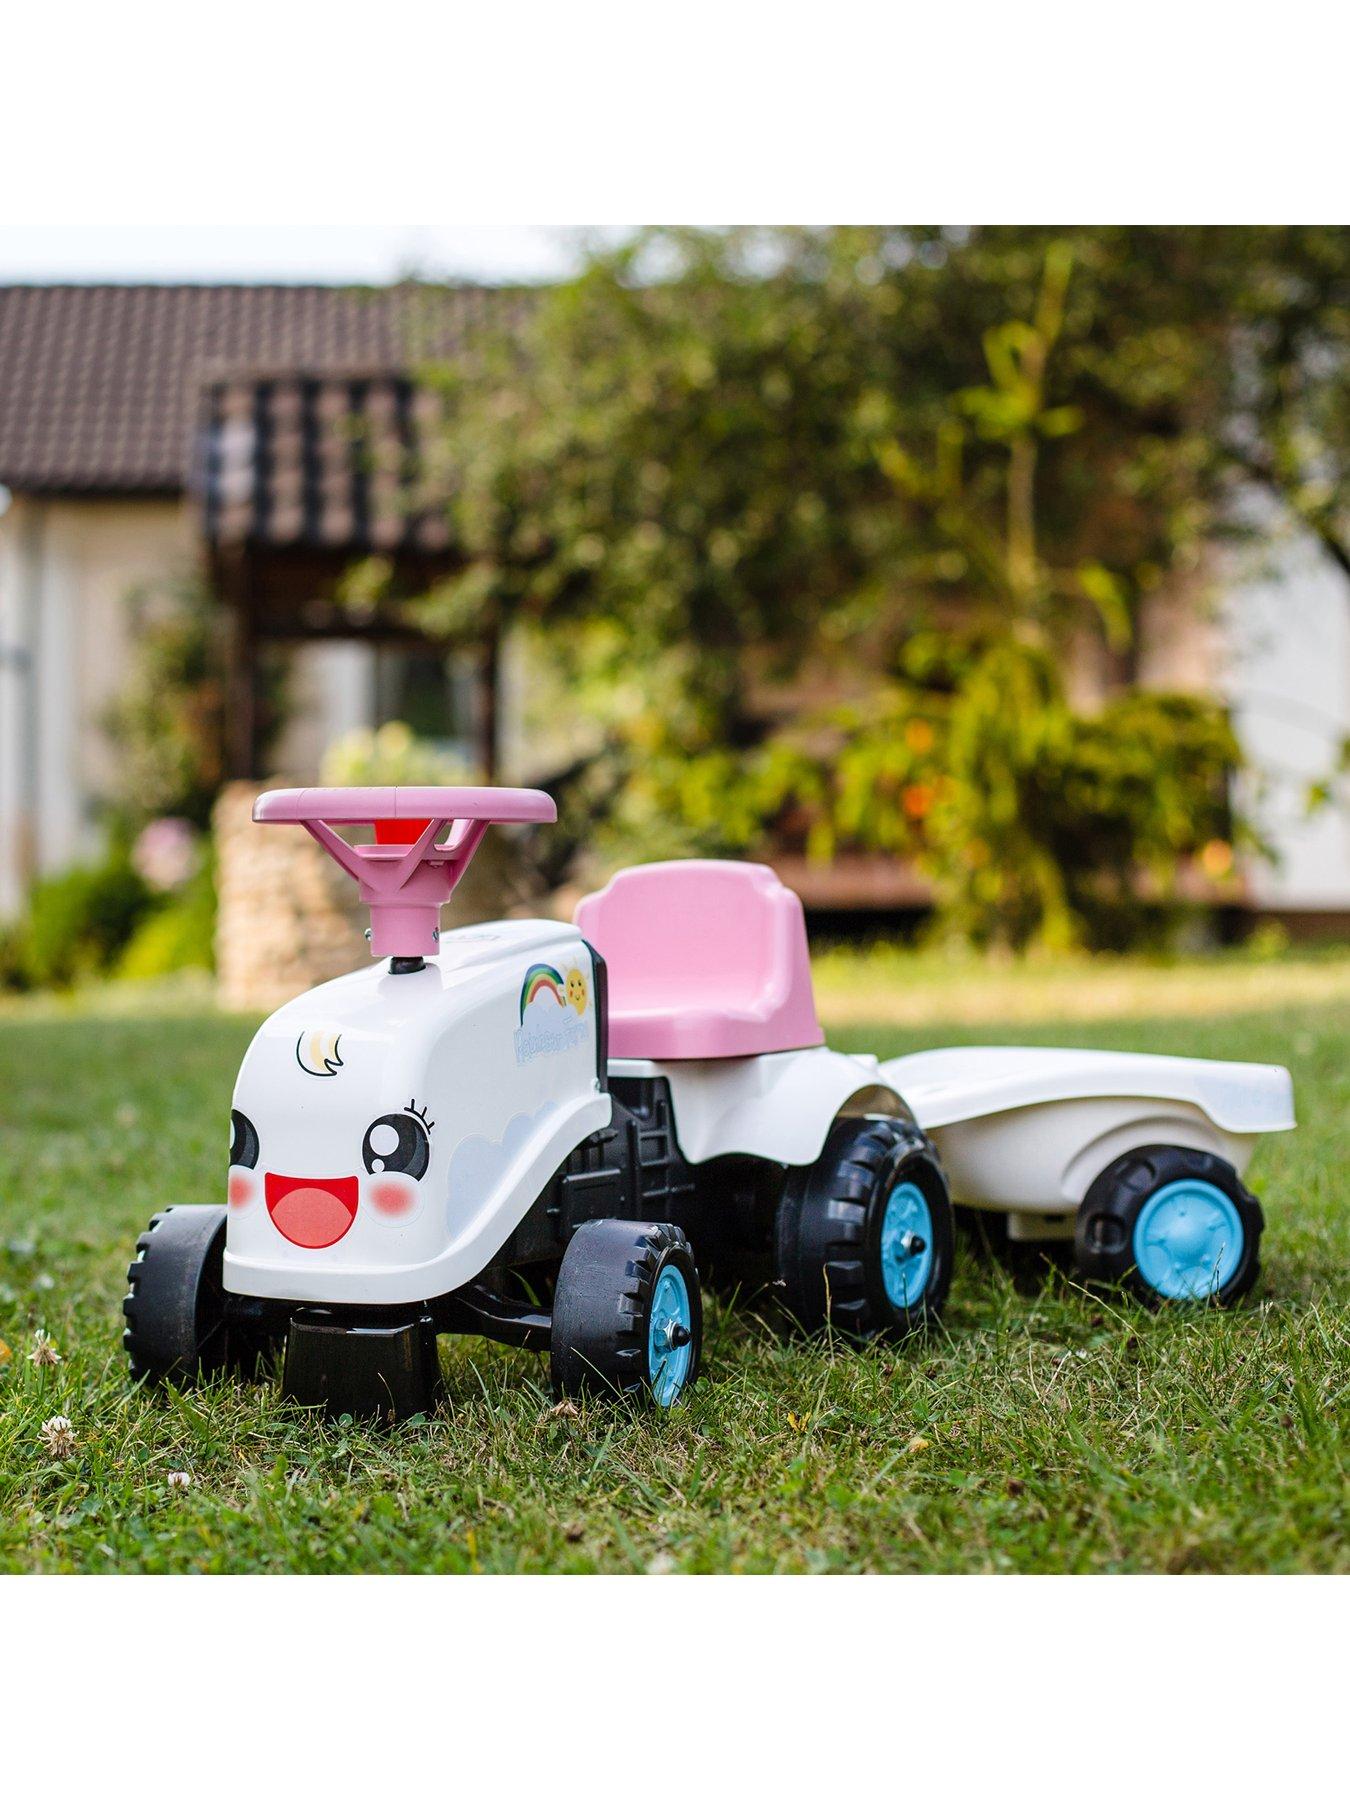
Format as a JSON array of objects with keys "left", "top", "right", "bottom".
[
  {"left": 230, "top": 1109, "right": 260, "bottom": 1170},
  {"left": 362, "top": 1111, "right": 430, "bottom": 1181}
]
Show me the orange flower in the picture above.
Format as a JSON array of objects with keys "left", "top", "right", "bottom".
[
  {"left": 902, "top": 783, "right": 934, "bottom": 820},
  {"left": 1199, "top": 839, "right": 1234, "bottom": 880}
]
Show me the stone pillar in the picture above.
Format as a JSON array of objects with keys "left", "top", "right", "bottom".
[
  {"left": 213, "top": 781, "right": 537, "bottom": 1013},
  {"left": 214, "top": 782, "right": 363, "bottom": 1012}
]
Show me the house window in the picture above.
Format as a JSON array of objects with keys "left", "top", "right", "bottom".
[{"left": 373, "top": 646, "right": 476, "bottom": 765}]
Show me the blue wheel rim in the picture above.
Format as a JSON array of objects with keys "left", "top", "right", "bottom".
[
  {"left": 647, "top": 1265, "right": 693, "bottom": 1408},
  {"left": 880, "top": 1180, "right": 934, "bottom": 1310},
  {"left": 1132, "top": 1178, "right": 1244, "bottom": 1301}
]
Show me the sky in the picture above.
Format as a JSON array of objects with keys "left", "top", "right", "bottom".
[{"left": 0, "top": 227, "right": 612, "bottom": 286}]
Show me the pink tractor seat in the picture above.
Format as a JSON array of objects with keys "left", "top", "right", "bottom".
[{"left": 574, "top": 860, "right": 825, "bottom": 1061}]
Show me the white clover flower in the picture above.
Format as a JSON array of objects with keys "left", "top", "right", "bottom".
[
  {"left": 27, "top": 1329, "right": 61, "bottom": 1367},
  {"left": 167, "top": 1470, "right": 193, "bottom": 1490},
  {"left": 40, "top": 1414, "right": 76, "bottom": 1458}
]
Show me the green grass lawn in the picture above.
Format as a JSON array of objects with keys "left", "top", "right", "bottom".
[{"left": 1, "top": 951, "right": 1345, "bottom": 1573}]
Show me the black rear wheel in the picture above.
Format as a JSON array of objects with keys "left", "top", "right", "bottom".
[
  {"left": 775, "top": 1116, "right": 954, "bottom": 1339},
  {"left": 551, "top": 1219, "right": 702, "bottom": 1407}
]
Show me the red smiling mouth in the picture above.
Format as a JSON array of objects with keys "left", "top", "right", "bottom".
[{"left": 265, "top": 1173, "right": 359, "bottom": 1249}]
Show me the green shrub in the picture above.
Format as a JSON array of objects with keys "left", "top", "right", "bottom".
[
  {"left": 17, "top": 854, "right": 154, "bottom": 988},
  {"left": 115, "top": 866, "right": 217, "bottom": 982},
  {"left": 619, "top": 639, "right": 1248, "bottom": 954},
  {"left": 104, "top": 574, "right": 289, "bottom": 830},
  {"left": 0, "top": 922, "right": 32, "bottom": 992},
  {"left": 321, "top": 721, "right": 473, "bottom": 786}
]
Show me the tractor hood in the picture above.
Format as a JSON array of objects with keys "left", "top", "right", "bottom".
[{"left": 223, "top": 920, "right": 609, "bottom": 1305}]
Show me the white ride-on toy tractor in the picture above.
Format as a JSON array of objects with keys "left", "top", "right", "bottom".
[
  {"left": 123, "top": 786, "right": 1293, "bottom": 1422},
  {"left": 124, "top": 786, "right": 954, "bottom": 1419}
]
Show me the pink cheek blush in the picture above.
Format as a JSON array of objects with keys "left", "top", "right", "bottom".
[
  {"left": 371, "top": 1178, "right": 417, "bottom": 1219},
  {"left": 228, "top": 1172, "right": 255, "bottom": 1209}
]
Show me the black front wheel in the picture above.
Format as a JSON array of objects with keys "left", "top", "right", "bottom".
[
  {"left": 551, "top": 1220, "right": 702, "bottom": 1407},
  {"left": 124, "top": 1205, "right": 231, "bottom": 1383},
  {"left": 124, "top": 1205, "right": 277, "bottom": 1384},
  {"left": 775, "top": 1116, "right": 954, "bottom": 1339}
]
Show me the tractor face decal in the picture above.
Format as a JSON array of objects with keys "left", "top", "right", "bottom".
[
  {"left": 228, "top": 1109, "right": 261, "bottom": 1211},
  {"left": 362, "top": 1107, "right": 432, "bottom": 1180},
  {"left": 229, "top": 1103, "right": 433, "bottom": 1246},
  {"left": 265, "top": 1172, "right": 359, "bottom": 1248},
  {"left": 296, "top": 1029, "right": 344, "bottom": 1078}
]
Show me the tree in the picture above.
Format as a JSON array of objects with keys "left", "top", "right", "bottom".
[
  {"left": 104, "top": 574, "right": 289, "bottom": 828},
  {"left": 411, "top": 230, "right": 913, "bottom": 746},
  {"left": 417, "top": 227, "right": 1295, "bottom": 712},
  {"left": 1214, "top": 227, "right": 1350, "bottom": 585},
  {"left": 406, "top": 227, "right": 1342, "bottom": 945}
]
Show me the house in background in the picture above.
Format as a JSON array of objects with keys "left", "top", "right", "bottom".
[
  {"left": 1223, "top": 533, "right": 1350, "bottom": 926},
  {"left": 0, "top": 282, "right": 517, "bottom": 917},
  {"left": 0, "top": 281, "right": 1347, "bottom": 926}
]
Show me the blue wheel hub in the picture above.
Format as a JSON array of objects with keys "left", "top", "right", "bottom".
[
  {"left": 647, "top": 1265, "right": 693, "bottom": 1408},
  {"left": 879, "top": 1180, "right": 934, "bottom": 1310},
  {"left": 1132, "top": 1178, "right": 1244, "bottom": 1301}
]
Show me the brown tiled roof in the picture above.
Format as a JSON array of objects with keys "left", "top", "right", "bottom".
[{"left": 0, "top": 283, "right": 516, "bottom": 495}]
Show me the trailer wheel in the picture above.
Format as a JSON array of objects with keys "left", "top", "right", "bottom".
[
  {"left": 551, "top": 1219, "right": 702, "bottom": 1408},
  {"left": 1075, "top": 1145, "right": 1263, "bottom": 1307},
  {"left": 775, "top": 1116, "right": 954, "bottom": 1339}
]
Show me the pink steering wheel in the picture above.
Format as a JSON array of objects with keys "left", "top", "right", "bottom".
[{"left": 253, "top": 786, "right": 556, "bottom": 958}]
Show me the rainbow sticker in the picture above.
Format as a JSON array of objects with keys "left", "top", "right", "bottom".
[{"left": 518, "top": 963, "right": 566, "bottom": 1023}]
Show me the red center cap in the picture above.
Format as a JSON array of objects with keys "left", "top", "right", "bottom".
[{"left": 265, "top": 1174, "right": 359, "bottom": 1249}]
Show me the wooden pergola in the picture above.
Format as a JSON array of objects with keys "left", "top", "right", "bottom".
[{"left": 195, "top": 371, "right": 501, "bottom": 779}]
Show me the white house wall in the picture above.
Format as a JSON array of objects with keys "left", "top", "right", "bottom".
[
  {"left": 0, "top": 497, "right": 38, "bottom": 914},
  {"left": 0, "top": 495, "right": 383, "bottom": 916},
  {"left": 1223, "top": 536, "right": 1350, "bottom": 910},
  {"left": 0, "top": 497, "right": 194, "bottom": 911},
  {"left": 269, "top": 641, "right": 378, "bottom": 782}
]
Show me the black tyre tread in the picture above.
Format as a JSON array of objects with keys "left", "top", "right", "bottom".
[
  {"left": 551, "top": 1219, "right": 702, "bottom": 1403},
  {"left": 1074, "top": 1144, "right": 1264, "bottom": 1308},
  {"left": 775, "top": 1116, "right": 954, "bottom": 1340},
  {"left": 123, "top": 1204, "right": 231, "bottom": 1384}
]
